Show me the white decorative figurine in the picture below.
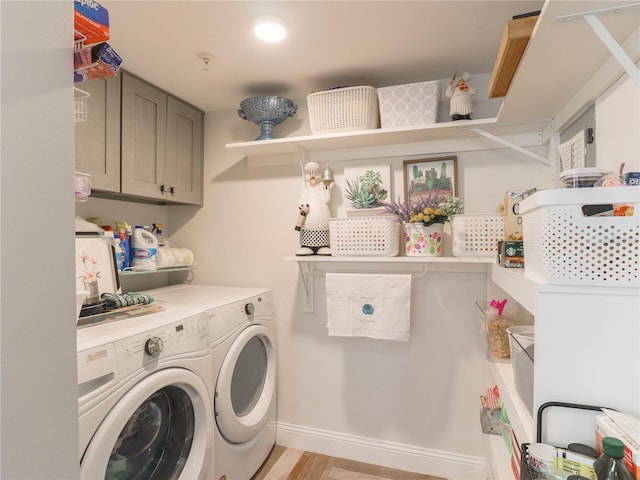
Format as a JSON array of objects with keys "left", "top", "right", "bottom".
[
  {"left": 295, "top": 162, "right": 334, "bottom": 256},
  {"left": 445, "top": 72, "right": 477, "bottom": 121}
]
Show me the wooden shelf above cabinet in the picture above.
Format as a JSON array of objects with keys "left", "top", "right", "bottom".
[{"left": 488, "top": 14, "right": 539, "bottom": 99}]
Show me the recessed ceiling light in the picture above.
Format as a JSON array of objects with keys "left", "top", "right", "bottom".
[{"left": 254, "top": 15, "right": 287, "bottom": 42}]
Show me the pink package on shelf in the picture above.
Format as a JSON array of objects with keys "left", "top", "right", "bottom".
[{"left": 74, "top": 42, "right": 122, "bottom": 82}]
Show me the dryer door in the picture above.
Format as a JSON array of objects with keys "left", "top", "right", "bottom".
[
  {"left": 215, "top": 324, "right": 276, "bottom": 444},
  {"left": 80, "top": 368, "right": 212, "bottom": 480}
]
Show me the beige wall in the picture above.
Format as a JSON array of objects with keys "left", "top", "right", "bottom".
[{"left": 167, "top": 94, "right": 551, "bottom": 476}]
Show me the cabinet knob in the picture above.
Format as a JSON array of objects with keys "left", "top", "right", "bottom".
[
  {"left": 160, "top": 185, "right": 166, "bottom": 193},
  {"left": 169, "top": 186, "right": 175, "bottom": 195}
]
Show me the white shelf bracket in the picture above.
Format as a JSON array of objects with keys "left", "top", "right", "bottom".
[
  {"left": 297, "top": 261, "right": 315, "bottom": 313},
  {"left": 555, "top": 3, "right": 640, "bottom": 87},
  {"left": 584, "top": 14, "right": 640, "bottom": 87},
  {"left": 294, "top": 260, "right": 430, "bottom": 313},
  {"left": 470, "top": 128, "right": 552, "bottom": 165}
]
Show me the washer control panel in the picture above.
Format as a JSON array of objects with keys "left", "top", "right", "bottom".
[
  {"left": 114, "top": 312, "right": 209, "bottom": 378},
  {"left": 144, "top": 336, "right": 164, "bottom": 357}
]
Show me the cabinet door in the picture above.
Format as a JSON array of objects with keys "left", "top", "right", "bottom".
[
  {"left": 166, "top": 97, "right": 203, "bottom": 205},
  {"left": 74, "top": 76, "right": 121, "bottom": 192},
  {"left": 121, "top": 72, "right": 167, "bottom": 200}
]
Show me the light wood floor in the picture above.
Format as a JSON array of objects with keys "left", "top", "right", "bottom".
[{"left": 252, "top": 445, "right": 447, "bottom": 480}]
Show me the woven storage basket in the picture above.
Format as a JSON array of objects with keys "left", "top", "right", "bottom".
[
  {"left": 452, "top": 214, "right": 505, "bottom": 257},
  {"left": 328, "top": 217, "right": 399, "bottom": 256},
  {"left": 307, "top": 86, "right": 379, "bottom": 135},
  {"left": 521, "top": 186, "right": 639, "bottom": 287},
  {"left": 377, "top": 80, "right": 441, "bottom": 128}
]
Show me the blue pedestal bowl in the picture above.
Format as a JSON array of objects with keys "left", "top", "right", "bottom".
[{"left": 238, "top": 96, "right": 297, "bottom": 140}]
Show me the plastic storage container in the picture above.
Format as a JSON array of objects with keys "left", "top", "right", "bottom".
[
  {"left": 451, "top": 214, "right": 504, "bottom": 257},
  {"left": 74, "top": 172, "right": 92, "bottom": 202},
  {"left": 475, "top": 301, "right": 534, "bottom": 363},
  {"left": 507, "top": 325, "right": 535, "bottom": 415},
  {"left": 560, "top": 167, "right": 605, "bottom": 188},
  {"left": 307, "top": 86, "right": 380, "bottom": 134},
  {"left": 377, "top": 80, "right": 441, "bottom": 128},
  {"left": 520, "top": 186, "right": 639, "bottom": 287},
  {"left": 328, "top": 217, "right": 399, "bottom": 256}
]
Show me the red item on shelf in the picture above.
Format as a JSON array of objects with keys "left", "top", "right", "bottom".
[{"left": 74, "top": 0, "right": 109, "bottom": 46}]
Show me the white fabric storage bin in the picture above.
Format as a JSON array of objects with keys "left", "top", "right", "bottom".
[
  {"left": 307, "top": 86, "right": 379, "bottom": 134},
  {"left": 377, "top": 80, "right": 440, "bottom": 128}
]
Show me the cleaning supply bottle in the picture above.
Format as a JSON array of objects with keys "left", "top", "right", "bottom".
[
  {"left": 594, "top": 437, "right": 633, "bottom": 480},
  {"left": 152, "top": 223, "right": 166, "bottom": 247},
  {"left": 114, "top": 221, "right": 131, "bottom": 271},
  {"left": 131, "top": 225, "right": 158, "bottom": 271},
  {"left": 113, "top": 236, "right": 124, "bottom": 271}
]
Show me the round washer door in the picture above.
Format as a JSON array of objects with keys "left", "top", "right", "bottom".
[
  {"left": 81, "top": 368, "right": 212, "bottom": 480},
  {"left": 215, "top": 324, "right": 275, "bottom": 444}
]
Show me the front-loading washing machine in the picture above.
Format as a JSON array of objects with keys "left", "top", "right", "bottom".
[
  {"left": 77, "top": 306, "right": 214, "bottom": 480},
  {"left": 147, "top": 285, "right": 277, "bottom": 480}
]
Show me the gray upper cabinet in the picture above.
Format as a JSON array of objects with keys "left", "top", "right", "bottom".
[
  {"left": 74, "top": 76, "right": 121, "bottom": 191},
  {"left": 75, "top": 71, "right": 203, "bottom": 205},
  {"left": 121, "top": 72, "right": 168, "bottom": 201},
  {"left": 166, "top": 96, "right": 203, "bottom": 205}
]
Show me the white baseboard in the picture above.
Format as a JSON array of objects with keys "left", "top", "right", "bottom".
[{"left": 276, "top": 421, "right": 488, "bottom": 479}]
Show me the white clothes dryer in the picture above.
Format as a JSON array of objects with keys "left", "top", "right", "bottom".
[
  {"left": 147, "top": 285, "right": 277, "bottom": 480},
  {"left": 148, "top": 284, "right": 272, "bottom": 314},
  {"left": 77, "top": 308, "right": 214, "bottom": 480},
  {"left": 207, "top": 291, "right": 276, "bottom": 480}
]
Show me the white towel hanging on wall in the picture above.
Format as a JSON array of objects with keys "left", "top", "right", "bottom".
[{"left": 325, "top": 273, "right": 411, "bottom": 341}]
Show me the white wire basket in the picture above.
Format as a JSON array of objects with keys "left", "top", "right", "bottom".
[
  {"left": 74, "top": 87, "right": 90, "bottom": 123},
  {"left": 307, "top": 86, "right": 380, "bottom": 134},
  {"left": 451, "top": 214, "right": 505, "bottom": 257},
  {"left": 329, "top": 217, "right": 399, "bottom": 256}
]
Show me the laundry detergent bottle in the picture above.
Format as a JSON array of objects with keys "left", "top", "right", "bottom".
[{"left": 131, "top": 226, "right": 158, "bottom": 271}]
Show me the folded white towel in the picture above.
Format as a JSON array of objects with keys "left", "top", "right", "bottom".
[{"left": 325, "top": 273, "right": 411, "bottom": 341}]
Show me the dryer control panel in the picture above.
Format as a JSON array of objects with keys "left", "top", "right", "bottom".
[
  {"left": 207, "top": 291, "right": 274, "bottom": 344},
  {"left": 114, "top": 312, "right": 209, "bottom": 378}
]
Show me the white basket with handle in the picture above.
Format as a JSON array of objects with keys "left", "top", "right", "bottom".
[
  {"left": 329, "top": 217, "right": 399, "bottom": 256},
  {"left": 521, "top": 186, "right": 639, "bottom": 287}
]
